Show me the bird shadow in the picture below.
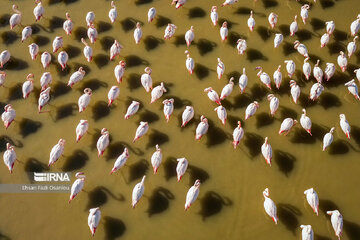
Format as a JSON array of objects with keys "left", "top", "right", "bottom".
[
  {"left": 290, "top": 128, "right": 316, "bottom": 144},
  {"left": 94, "top": 54, "right": 110, "bottom": 68},
  {"left": 246, "top": 48, "right": 268, "bottom": 62},
  {"left": 62, "top": 150, "right": 89, "bottom": 171},
  {"left": 277, "top": 203, "right": 302, "bottom": 235},
  {"left": 74, "top": 27, "right": 87, "bottom": 41},
  {"left": 188, "top": 165, "right": 210, "bottom": 185},
  {"left": 103, "top": 217, "right": 126, "bottom": 240},
  {"left": 105, "top": 142, "right": 128, "bottom": 161},
  {"left": 126, "top": 73, "right": 142, "bottom": 91},
  {"left": 19, "top": 118, "right": 42, "bottom": 138},
  {"left": 319, "top": 92, "right": 342, "bottom": 109},
  {"left": 261, "top": 0, "right": 278, "bottom": 8},
  {"left": 328, "top": 140, "right": 349, "bottom": 155},
  {"left": 100, "top": 36, "right": 116, "bottom": 51},
  {"left": 278, "top": 24, "right": 290, "bottom": 37},
  {"left": 5, "top": 57, "right": 29, "bottom": 71},
  {"left": 206, "top": 119, "right": 228, "bottom": 147},
  {"left": 274, "top": 150, "right": 296, "bottom": 177},
  {"left": 0, "top": 135, "right": 23, "bottom": 153},
  {"left": 310, "top": 18, "right": 325, "bottom": 31},
  {"left": 257, "top": 26, "right": 271, "bottom": 42},
  {"left": 55, "top": 103, "right": 78, "bottom": 121},
  {"left": 7, "top": 83, "right": 22, "bottom": 101},
  {"left": 92, "top": 101, "right": 110, "bottom": 121},
  {"left": 147, "top": 187, "right": 175, "bottom": 217},
  {"left": 97, "top": 21, "right": 112, "bottom": 34},
  {"left": 79, "top": 78, "right": 108, "bottom": 93},
  {"left": 120, "top": 17, "right": 143, "bottom": 32},
  {"left": 234, "top": 7, "right": 253, "bottom": 15},
  {"left": 143, "top": 35, "right": 164, "bottom": 51},
  {"left": 233, "top": 94, "right": 253, "bottom": 109},
  {"left": 218, "top": 18, "right": 236, "bottom": 30},
  {"left": 295, "top": 29, "right": 313, "bottom": 42},
  {"left": 327, "top": 42, "right": 346, "bottom": 55},
  {"left": 188, "top": 7, "right": 206, "bottom": 19},
  {"left": 173, "top": 34, "right": 187, "bottom": 47},
  {"left": 53, "top": 82, "right": 71, "bottom": 98},
  {"left": 135, "top": 0, "right": 153, "bottom": 5},
  {"left": 199, "top": 191, "right": 232, "bottom": 221},
  {"left": 243, "top": 132, "right": 263, "bottom": 158},
  {"left": 24, "top": 158, "right": 49, "bottom": 182},
  {"left": 196, "top": 38, "right": 217, "bottom": 56},
  {"left": 319, "top": 0, "right": 335, "bottom": 9},
  {"left": 146, "top": 130, "right": 169, "bottom": 149},
  {"left": 124, "top": 55, "right": 149, "bottom": 68},
  {"left": 0, "top": 14, "right": 10, "bottom": 28},
  {"left": 256, "top": 112, "right": 274, "bottom": 128},
  {"left": 63, "top": 45, "right": 81, "bottom": 59},
  {"left": 282, "top": 41, "right": 297, "bottom": 56},
  {"left": 333, "top": 30, "right": 348, "bottom": 42},
  {"left": 86, "top": 186, "right": 125, "bottom": 210},
  {"left": 163, "top": 157, "right": 177, "bottom": 181},
  {"left": 194, "top": 63, "right": 211, "bottom": 80},
  {"left": 155, "top": 15, "right": 171, "bottom": 28},
  {"left": 49, "top": 16, "right": 65, "bottom": 32},
  {"left": 128, "top": 159, "right": 149, "bottom": 182},
  {"left": 227, "top": 31, "right": 247, "bottom": 46},
  {"left": 280, "top": 106, "right": 298, "bottom": 119},
  {"left": 1, "top": 31, "right": 18, "bottom": 45}
]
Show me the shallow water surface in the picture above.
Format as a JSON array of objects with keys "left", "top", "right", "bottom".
[{"left": 1, "top": 0, "right": 360, "bottom": 239}]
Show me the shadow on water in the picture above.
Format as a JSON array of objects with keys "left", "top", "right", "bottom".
[
  {"left": 128, "top": 159, "right": 149, "bottom": 182},
  {"left": 227, "top": 115, "right": 242, "bottom": 129},
  {"left": 63, "top": 45, "right": 81, "bottom": 59},
  {"left": 228, "top": 31, "right": 247, "bottom": 46},
  {"left": 280, "top": 106, "right": 298, "bottom": 119},
  {"left": 188, "top": 165, "right": 210, "bottom": 184},
  {"left": 62, "top": 150, "right": 89, "bottom": 171},
  {"left": 143, "top": 35, "right": 164, "bottom": 51},
  {"left": 188, "top": 7, "right": 206, "bottom": 18},
  {"left": 163, "top": 157, "right": 177, "bottom": 181},
  {"left": 139, "top": 110, "right": 160, "bottom": 124},
  {"left": 282, "top": 41, "right": 297, "bottom": 56},
  {"left": 196, "top": 38, "right": 217, "bottom": 56},
  {"left": 344, "top": 220, "right": 360, "bottom": 240},
  {"left": 94, "top": 54, "right": 110, "bottom": 68},
  {"left": 64, "top": 0, "right": 79, "bottom": 4},
  {"left": 33, "top": 35, "right": 50, "bottom": 47},
  {"left": 104, "top": 217, "right": 126, "bottom": 240},
  {"left": 7, "top": 84, "right": 22, "bottom": 101},
  {"left": 74, "top": 27, "right": 87, "bottom": 41},
  {"left": 327, "top": 42, "right": 346, "bottom": 55},
  {"left": 257, "top": 26, "right": 271, "bottom": 42},
  {"left": 310, "top": 18, "right": 326, "bottom": 31},
  {"left": 56, "top": 103, "right": 77, "bottom": 121},
  {"left": 155, "top": 15, "right": 171, "bottom": 28},
  {"left": 49, "top": 16, "right": 65, "bottom": 32},
  {"left": 333, "top": 30, "right": 348, "bottom": 42},
  {"left": 314, "top": 234, "right": 331, "bottom": 240},
  {"left": 147, "top": 187, "right": 175, "bottom": 217},
  {"left": 290, "top": 129, "right": 316, "bottom": 144},
  {"left": 278, "top": 24, "right": 290, "bottom": 37},
  {"left": 243, "top": 132, "right": 263, "bottom": 158},
  {"left": 73, "top": 63, "right": 91, "bottom": 75},
  {"left": 278, "top": 204, "right": 302, "bottom": 235},
  {"left": 146, "top": 130, "right": 169, "bottom": 149},
  {"left": 234, "top": 7, "right": 253, "bottom": 15},
  {"left": 100, "top": 36, "right": 116, "bottom": 51},
  {"left": 256, "top": 112, "right": 274, "bottom": 128},
  {"left": 124, "top": 55, "right": 149, "bottom": 67},
  {"left": 127, "top": 73, "right": 142, "bottom": 91},
  {"left": 199, "top": 191, "right": 232, "bottom": 220},
  {"left": 79, "top": 78, "right": 108, "bottom": 92},
  {"left": 120, "top": 18, "right": 142, "bottom": 32},
  {"left": 233, "top": 94, "right": 252, "bottom": 109},
  {"left": 249, "top": 84, "right": 269, "bottom": 101},
  {"left": 86, "top": 186, "right": 125, "bottom": 209},
  {"left": 173, "top": 34, "right": 186, "bottom": 47},
  {"left": 105, "top": 142, "right": 126, "bottom": 161},
  {"left": 295, "top": 30, "right": 313, "bottom": 42},
  {"left": 246, "top": 48, "right": 268, "bottom": 62},
  {"left": 92, "top": 101, "right": 110, "bottom": 121},
  {"left": 206, "top": 119, "right": 228, "bottom": 147},
  {"left": 274, "top": 150, "right": 296, "bottom": 177},
  {"left": 328, "top": 140, "right": 349, "bottom": 155},
  {"left": 352, "top": 126, "right": 360, "bottom": 147},
  {"left": 194, "top": 63, "right": 211, "bottom": 80},
  {"left": 318, "top": 92, "right": 342, "bottom": 109},
  {"left": 97, "top": 21, "right": 112, "bottom": 34},
  {"left": 319, "top": 0, "right": 335, "bottom": 9},
  {"left": 24, "top": 158, "right": 49, "bottom": 182},
  {"left": 19, "top": 118, "right": 42, "bottom": 138},
  {"left": 261, "top": 0, "right": 278, "bottom": 8},
  {"left": 0, "top": 14, "right": 10, "bottom": 28},
  {"left": 5, "top": 57, "right": 29, "bottom": 71},
  {"left": 53, "top": 82, "right": 71, "bottom": 98},
  {"left": 0, "top": 135, "right": 23, "bottom": 153},
  {"left": 135, "top": 0, "right": 153, "bottom": 5},
  {"left": 1, "top": 31, "right": 18, "bottom": 45}
]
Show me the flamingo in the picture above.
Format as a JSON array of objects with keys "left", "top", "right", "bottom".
[
  {"left": 323, "top": 127, "right": 335, "bottom": 151},
  {"left": 236, "top": 39, "right": 247, "bottom": 55},
  {"left": 284, "top": 60, "right": 295, "bottom": 78},
  {"left": 239, "top": 68, "right": 248, "bottom": 94},
  {"left": 214, "top": 105, "right": 227, "bottom": 125},
  {"left": 125, "top": 101, "right": 140, "bottom": 120},
  {"left": 86, "top": 11, "right": 95, "bottom": 27},
  {"left": 9, "top": 5, "right": 21, "bottom": 30},
  {"left": 294, "top": 40, "right": 309, "bottom": 58},
  {"left": 268, "top": 12, "right": 278, "bottom": 29},
  {"left": 248, "top": 11, "right": 255, "bottom": 32},
  {"left": 274, "top": 34, "right": 283, "bottom": 48},
  {"left": 22, "top": 73, "right": 34, "bottom": 99},
  {"left": 78, "top": 88, "right": 92, "bottom": 112},
  {"left": 133, "top": 122, "right": 149, "bottom": 142},
  {"left": 220, "top": 77, "right": 234, "bottom": 100},
  {"left": 79, "top": 38, "right": 93, "bottom": 62},
  {"left": 267, "top": 94, "right": 279, "bottom": 117},
  {"left": 87, "top": 24, "right": 98, "bottom": 44},
  {"left": 38, "top": 87, "right": 51, "bottom": 112},
  {"left": 110, "top": 148, "right": 129, "bottom": 175},
  {"left": 245, "top": 101, "right": 259, "bottom": 120},
  {"left": 0, "top": 50, "right": 11, "bottom": 68},
  {"left": 303, "top": 58, "right": 311, "bottom": 80},
  {"left": 107, "top": 86, "right": 120, "bottom": 106},
  {"left": 345, "top": 79, "right": 360, "bottom": 100},
  {"left": 304, "top": 188, "right": 319, "bottom": 215},
  {"left": 204, "top": 87, "right": 221, "bottom": 105},
  {"left": 221, "top": 0, "right": 238, "bottom": 7},
  {"left": 52, "top": 36, "right": 63, "bottom": 53},
  {"left": 300, "top": 4, "right": 310, "bottom": 24},
  {"left": 185, "top": 179, "right": 201, "bottom": 210},
  {"left": 347, "top": 36, "right": 358, "bottom": 58},
  {"left": 88, "top": 207, "right": 101, "bottom": 236},
  {"left": 97, "top": 128, "right": 110, "bottom": 157},
  {"left": 151, "top": 145, "right": 162, "bottom": 174},
  {"left": 21, "top": 26, "right": 32, "bottom": 42},
  {"left": 48, "top": 139, "right": 65, "bottom": 167},
  {"left": 176, "top": 158, "right": 188, "bottom": 182},
  {"left": 339, "top": 114, "right": 351, "bottom": 139},
  {"left": 210, "top": 6, "right": 218, "bottom": 26},
  {"left": 290, "top": 15, "right": 298, "bottom": 36},
  {"left": 326, "top": 20, "right": 335, "bottom": 35},
  {"left": 337, "top": 51, "right": 347, "bottom": 72},
  {"left": 164, "top": 24, "right": 177, "bottom": 40},
  {"left": 195, "top": 115, "right": 209, "bottom": 140},
  {"left": 320, "top": 33, "right": 330, "bottom": 48},
  {"left": 162, "top": 99, "right": 174, "bottom": 122},
  {"left": 313, "top": 60, "right": 323, "bottom": 83},
  {"left": 185, "top": 26, "right": 195, "bottom": 47},
  {"left": 324, "top": 63, "right": 335, "bottom": 81},
  {"left": 108, "top": 1, "right": 117, "bottom": 23},
  {"left": 354, "top": 68, "right": 360, "bottom": 82},
  {"left": 40, "top": 51, "right": 51, "bottom": 69},
  {"left": 185, "top": 50, "right": 194, "bottom": 75},
  {"left": 3, "top": 143, "right": 16, "bottom": 173},
  {"left": 63, "top": 12, "right": 73, "bottom": 35},
  {"left": 261, "top": 137, "right": 272, "bottom": 166},
  {"left": 134, "top": 22, "right": 142, "bottom": 44},
  {"left": 132, "top": 176, "right": 146, "bottom": 208},
  {"left": 0, "top": 71, "right": 5, "bottom": 86},
  {"left": 220, "top": 22, "right": 228, "bottom": 42},
  {"left": 217, "top": 58, "right": 225, "bottom": 80},
  {"left": 327, "top": 210, "right": 343, "bottom": 240},
  {"left": 58, "top": 51, "right": 68, "bottom": 71},
  {"left": 148, "top": 7, "right": 156, "bottom": 23},
  {"left": 151, "top": 82, "right": 167, "bottom": 103},
  {"left": 114, "top": 61, "right": 126, "bottom": 84},
  {"left": 350, "top": 15, "right": 360, "bottom": 36},
  {"left": 290, "top": 80, "right": 301, "bottom": 104},
  {"left": 75, "top": 119, "right": 88, "bottom": 143},
  {"left": 141, "top": 67, "right": 152, "bottom": 91},
  {"left": 68, "top": 67, "right": 86, "bottom": 87},
  {"left": 110, "top": 40, "right": 123, "bottom": 60},
  {"left": 279, "top": 118, "right": 297, "bottom": 135},
  {"left": 33, "top": 0, "right": 44, "bottom": 21},
  {"left": 28, "top": 43, "right": 39, "bottom": 60},
  {"left": 69, "top": 172, "right": 85, "bottom": 203},
  {"left": 300, "top": 225, "right": 314, "bottom": 240},
  {"left": 263, "top": 188, "right": 278, "bottom": 223},
  {"left": 1, "top": 104, "right": 15, "bottom": 129},
  {"left": 309, "top": 82, "right": 324, "bottom": 101},
  {"left": 172, "top": 0, "right": 187, "bottom": 9},
  {"left": 181, "top": 106, "right": 194, "bottom": 127},
  {"left": 256, "top": 66, "right": 271, "bottom": 89},
  {"left": 232, "top": 121, "right": 244, "bottom": 149},
  {"left": 273, "top": 65, "right": 282, "bottom": 89},
  {"left": 300, "top": 109, "right": 312, "bottom": 136}
]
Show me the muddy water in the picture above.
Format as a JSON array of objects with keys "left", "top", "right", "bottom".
[{"left": 0, "top": 0, "right": 360, "bottom": 239}]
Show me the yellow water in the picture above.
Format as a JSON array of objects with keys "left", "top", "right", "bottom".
[{"left": 1, "top": 0, "right": 360, "bottom": 239}]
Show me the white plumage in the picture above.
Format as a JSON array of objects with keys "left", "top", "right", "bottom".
[
  {"left": 263, "top": 188, "right": 278, "bottom": 224},
  {"left": 309, "top": 82, "right": 324, "bottom": 101},
  {"left": 97, "top": 128, "right": 110, "bottom": 157},
  {"left": 3, "top": 143, "right": 16, "bottom": 173},
  {"left": 217, "top": 58, "right": 225, "bottom": 80},
  {"left": 220, "top": 78, "right": 234, "bottom": 100},
  {"left": 81, "top": 38, "right": 92, "bottom": 62},
  {"left": 57, "top": 51, "right": 68, "bottom": 70},
  {"left": 326, "top": 20, "right": 335, "bottom": 35},
  {"left": 164, "top": 24, "right": 176, "bottom": 40},
  {"left": 185, "top": 52, "right": 194, "bottom": 75},
  {"left": 300, "top": 4, "right": 310, "bottom": 24},
  {"left": 290, "top": 15, "right": 298, "bottom": 36},
  {"left": 236, "top": 39, "right": 247, "bottom": 55},
  {"left": 267, "top": 94, "right": 279, "bottom": 117},
  {"left": 195, "top": 115, "right": 209, "bottom": 140},
  {"left": 239, "top": 68, "right": 248, "bottom": 94},
  {"left": 151, "top": 82, "right": 167, "bottom": 103},
  {"left": 273, "top": 65, "right": 282, "bottom": 89},
  {"left": 86, "top": 11, "right": 95, "bottom": 27},
  {"left": 339, "top": 114, "right": 351, "bottom": 139},
  {"left": 261, "top": 137, "right": 272, "bottom": 166},
  {"left": 134, "top": 22, "right": 143, "bottom": 44},
  {"left": 323, "top": 127, "right": 335, "bottom": 151},
  {"left": 69, "top": 172, "right": 85, "bottom": 203},
  {"left": 22, "top": 73, "right": 34, "bottom": 99},
  {"left": 210, "top": 6, "right": 218, "bottom": 26},
  {"left": 68, "top": 67, "right": 86, "bottom": 87},
  {"left": 214, "top": 105, "right": 227, "bottom": 125},
  {"left": 9, "top": 5, "right": 21, "bottom": 30},
  {"left": 88, "top": 207, "right": 101, "bottom": 236},
  {"left": 151, "top": 145, "right": 162, "bottom": 174},
  {"left": 290, "top": 80, "right": 300, "bottom": 104},
  {"left": 324, "top": 63, "right": 335, "bottom": 81},
  {"left": 87, "top": 25, "right": 98, "bottom": 44},
  {"left": 220, "top": 22, "right": 228, "bottom": 42},
  {"left": 148, "top": 7, "right": 156, "bottom": 23},
  {"left": 300, "top": 225, "right": 314, "bottom": 240},
  {"left": 108, "top": 1, "right": 117, "bottom": 23},
  {"left": 185, "top": 26, "right": 195, "bottom": 47},
  {"left": 204, "top": 87, "right": 221, "bottom": 105},
  {"left": 284, "top": 60, "right": 295, "bottom": 78},
  {"left": 48, "top": 139, "right": 65, "bottom": 167},
  {"left": 279, "top": 118, "right": 297, "bottom": 135},
  {"left": 110, "top": 148, "right": 129, "bottom": 174},
  {"left": 274, "top": 34, "right": 283, "bottom": 48},
  {"left": 185, "top": 179, "right": 201, "bottom": 210},
  {"left": 28, "top": 43, "right": 39, "bottom": 60},
  {"left": 248, "top": 11, "right": 255, "bottom": 32},
  {"left": 1, "top": 104, "right": 15, "bottom": 129},
  {"left": 327, "top": 210, "right": 343, "bottom": 239},
  {"left": 78, "top": 88, "right": 92, "bottom": 112},
  {"left": 38, "top": 87, "right": 51, "bottom": 112},
  {"left": 176, "top": 158, "right": 188, "bottom": 182},
  {"left": 245, "top": 101, "right": 259, "bottom": 120},
  {"left": 320, "top": 33, "right": 329, "bottom": 48},
  {"left": 141, "top": 67, "right": 152, "bottom": 92},
  {"left": 52, "top": 36, "right": 63, "bottom": 53},
  {"left": 303, "top": 58, "right": 311, "bottom": 80},
  {"left": 347, "top": 36, "right": 358, "bottom": 58},
  {"left": 133, "top": 122, "right": 149, "bottom": 142},
  {"left": 256, "top": 66, "right": 271, "bottom": 89},
  {"left": 313, "top": 60, "right": 323, "bottom": 83},
  {"left": 107, "top": 86, "right": 120, "bottom": 106},
  {"left": 344, "top": 79, "right": 359, "bottom": 100},
  {"left": 132, "top": 176, "right": 146, "bottom": 208},
  {"left": 21, "top": 26, "right": 32, "bottom": 42},
  {"left": 268, "top": 12, "right": 278, "bottom": 29},
  {"left": 337, "top": 51, "right": 347, "bottom": 72},
  {"left": 125, "top": 101, "right": 140, "bottom": 120},
  {"left": 232, "top": 121, "right": 244, "bottom": 149},
  {"left": 114, "top": 61, "right": 126, "bottom": 83},
  {"left": 75, "top": 119, "right": 89, "bottom": 142},
  {"left": 41, "top": 51, "right": 51, "bottom": 69},
  {"left": 162, "top": 99, "right": 174, "bottom": 122},
  {"left": 33, "top": 0, "right": 44, "bottom": 21},
  {"left": 300, "top": 109, "right": 312, "bottom": 136},
  {"left": 63, "top": 12, "right": 73, "bottom": 35},
  {"left": 181, "top": 106, "right": 194, "bottom": 127},
  {"left": 294, "top": 40, "right": 309, "bottom": 58},
  {"left": 304, "top": 188, "right": 319, "bottom": 215}
]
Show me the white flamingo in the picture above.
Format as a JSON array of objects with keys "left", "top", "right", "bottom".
[
  {"left": 220, "top": 22, "right": 228, "bottom": 42},
  {"left": 108, "top": 1, "right": 117, "bottom": 23},
  {"left": 350, "top": 15, "right": 360, "bottom": 36},
  {"left": 141, "top": 67, "right": 152, "bottom": 91},
  {"left": 3, "top": 143, "right": 16, "bottom": 173},
  {"left": 176, "top": 158, "right": 188, "bottom": 182},
  {"left": 304, "top": 188, "right": 319, "bottom": 215},
  {"left": 273, "top": 65, "right": 282, "bottom": 89},
  {"left": 0, "top": 50, "right": 11, "bottom": 68},
  {"left": 284, "top": 60, "right": 295, "bottom": 78},
  {"left": 78, "top": 88, "right": 92, "bottom": 112},
  {"left": 268, "top": 12, "right": 278, "bottom": 29},
  {"left": 110, "top": 148, "right": 129, "bottom": 175},
  {"left": 114, "top": 60, "right": 126, "bottom": 83},
  {"left": 9, "top": 5, "right": 21, "bottom": 30},
  {"left": 38, "top": 87, "right": 51, "bottom": 112},
  {"left": 204, "top": 87, "right": 221, "bottom": 105},
  {"left": 220, "top": 78, "right": 234, "bottom": 100},
  {"left": 185, "top": 179, "right": 201, "bottom": 210},
  {"left": 151, "top": 82, "right": 167, "bottom": 103},
  {"left": 236, "top": 39, "right": 247, "bottom": 55},
  {"left": 148, "top": 7, "right": 156, "bottom": 23},
  {"left": 125, "top": 101, "right": 140, "bottom": 120},
  {"left": 185, "top": 26, "right": 195, "bottom": 47},
  {"left": 309, "top": 82, "right": 324, "bottom": 101},
  {"left": 294, "top": 40, "right": 309, "bottom": 58},
  {"left": 326, "top": 20, "right": 335, "bottom": 35},
  {"left": 214, "top": 105, "right": 227, "bottom": 125},
  {"left": 58, "top": 51, "right": 68, "bottom": 71},
  {"left": 86, "top": 11, "right": 95, "bottom": 27},
  {"left": 0, "top": 71, "right": 5, "bottom": 86},
  {"left": 337, "top": 51, "right": 347, "bottom": 72},
  {"left": 290, "top": 80, "right": 301, "bottom": 103},
  {"left": 69, "top": 172, "right": 85, "bottom": 203},
  {"left": 300, "top": 225, "right": 314, "bottom": 240},
  {"left": 110, "top": 40, "right": 123, "bottom": 61},
  {"left": 245, "top": 101, "right": 259, "bottom": 120},
  {"left": 75, "top": 119, "right": 88, "bottom": 142},
  {"left": 274, "top": 34, "right": 283, "bottom": 48},
  {"left": 323, "top": 127, "right": 335, "bottom": 151},
  {"left": 256, "top": 66, "right": 271, "bottom": 89},
  {"left": 162, "top": 99, "right": 174, "bottom": 122},
  {"left": 239, "top": 68, "right": 248, "bottom": 94},
  {"left": 88, "top": 207, "right": 101, "bottom": 236},
  {"left": 107, "top": 86, "right": 120, "bottom": 106},
  {"left": 300, "top": 109, "right": 312, "bottom": 136},
  {"left": 48, "top": 139, "right": 65, "bottom": 167},
  {"left": 1, "top": 104, "right": 15, "bottom": 129},
  {"left": 63, "top": 12, "right": 73, "bottom": 35},
  {"left": 248, "top": 11, "right": 255, "bottom": 32},
  {"left": 97, "top": 128, "right": 110, "bottom": 157},
  {"left": 28, "top": 43, "right": 39, "bottom": 60},
  {"left": 339, "top": 114, "right": 351, "bottom": 139},
  {"left": 313, "top": 60, "right": 323, "bottom": 83},
  {"left": 267, "top": 94, "right": 279, "bottom": 117},
  {"left": 221, "top": 0, "right": 238, "bottom": 7},
  {"left": 320, "top": 33, "right": 330, "bottom": 48},
  {"left": 33, "top": 0, "right": 44, "bottom": 21},
  {"left": 21, "top": 26, "right": 32, "bottom": 42},
  {"left": 87, "top": 24, "right": 98, "bottom": 44},
  {"left": 132, "top": 176, "right": 146, "bottom": 208},
  {"left": 324, "top": 63, "right": 335, "bottom": 81},
  {"left": 22, "top": 73, "right": 34, "bottom": 99},
  {"left": 300, "top": 4, "right": 310, "bottom": 24},
  {"left": 279, "top": 118, "right": 297, "bottom": 135},
  {"left": 232, "top": 121, "right": 244, "bottom": 149},
  {"left": 261, "top": 137, "right": 272, "bottom": 166},
  {"left": 68, "top": 67, "right": 86, "bottom": 87},
  {"left": 217, "top": 58, "right": 225, "bottom": 80},
  {"left": 81, "top": 38, "right": 93, "bottom": 62},
  {"left": 52, "top": 36, "right": 63, "bottom": 53},
  {"left": 345, "top": 79, "right": 360, "bottom": 100},
  {"left": 303, "top": 57, "right": 311, "bottom": 80},
  {"left": 172, "top": 0, "right": 187, "bottom": 9},
  {"left": 133, "top": 122, "right": 149, "bottom": 142},
  {"left": 181, "top": 106, "right": 194, "bottom": 127},
  {"left": 290, "top": 15, "right": 298, "bottom": 36},
  {"left": 195, "top": 115, "right": 209, "bottom": 140},
  {"left": 210, "top": 6, "right": 218, "bottom": 26},
  {"left": 185, "top": 50, "right": 194, "bottom": 75},
  {"left": 41, "top": 51, "right": 51, "bottom": 69},
  {"left": 327, "top": 210, "right": 343, "bottom": 240},
  {"left": 134, "top": 22, "right": 142, "bottom": 44},
  {"left": 347, "top": 36, "right": 358, "bottom": 58},
  {"left": 151, "top": 144, "right": 162, "bottom": 174},
  {"left": 263, "top": 188, "right": 278, "bottom": 223},
  {"left": 164, "top": 24, "right": 177, "bottom": 40}
]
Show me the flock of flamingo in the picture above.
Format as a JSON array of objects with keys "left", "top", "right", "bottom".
[{"left": 0, "top": 0, "right": 358, "bottom": 238}]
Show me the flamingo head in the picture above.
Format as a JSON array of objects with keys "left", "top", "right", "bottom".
[
  {"left": 242, "top": 68, "right": 246, "bottom": 74},
  {"left": 194, "top": 179, "right": 201, "bottom": 187},
  {"left": 293, "top": 119, "right": 298, "bottom": 125},
  {"left": 101, "top": 128, "right": 108, "bottom": 135},
  {"left": 4, "top": 104, "right": 12, "bottom": 111},
  {"left": 229, "top": 77, "right": 234, "bottom": 85},
  {"left": 124, "top": 147, "right": 129, "bottom": 156},
  {"left": 330, "top": 127, "right": 335, "bottom": 133},
  {"left": 84, "top": 88, "right": 92, "bottom": 96},
  {"left": 26, "top": 73, "right": 34, "bottom": 81},
  {"left": 190, "top": 26, "right": 194, "bottom": 31},
  {"left": 65, "top": 12, "right": 71, "bottom": 20},
  {"left": 78, "top": 67, "right": 86, "bottom": 75},
  {"left": 132, "top": 100, "right": 140, "bottom": 106},
  {"left": 237, "top": 121, "right": 242, "bottom": 128},
  {"left": 144, "top": 67, "right": 152, "bottom": 74},
  {"left": 75, "top": 172, "right": 85, "bottom": 178},
  {"left": 204, "top": 87, "right": 212, "bottom": 93},
  {"left": 222, "top": 21, "right": 227, "bottom": 28},
  {"left": 293, "top": 40, "right": 300, "bottom": 48},
  {"left": 263, "top": 188, "right": 269, "bottom": 198},
  {"left": 250, "top": 10, "right": 253, "bottom": 17},
  {"left": 339, "top": 114, "right": 346, "bottom": 120},
  {"left": 80, "top": 119, "right": 88, "bottom": 124},
  {"left": 267, "top": 94, "right": 274, "bottom": 101},
  {"left": 211, "top": 6, "right": 217, "bottom": 12},
  {"left": 136, "top": 22, "right": 141, "bottom": 28},
  {"left": 253, "top": 101, "right": 259, "bottom": 108},
  {"left": 58, "top": 139, "right": 66, "bottom": 146},
  {"left": 302, "top": 108, "right": 306, "bottom": 115},
  {"left": 111, "top": 1, "right": 116, "bottom": 8},
  {"left": 264, "top": 137, "right": 268, "bottom": 144},
  {"left": 155, "top": 144, "right": 161, "bottom": 152}
]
